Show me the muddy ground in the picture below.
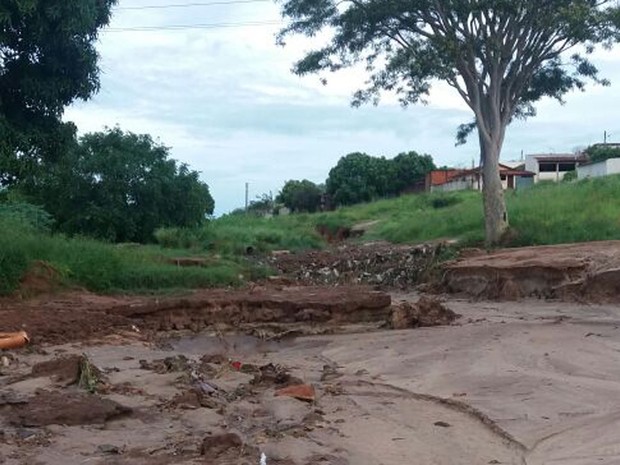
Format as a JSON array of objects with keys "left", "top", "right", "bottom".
[{"left": 3, "top": 242, "right": 620, "bottom": 464}]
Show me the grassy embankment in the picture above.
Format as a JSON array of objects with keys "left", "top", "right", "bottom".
[
  {"left": 3, "top": 175, "right": 619, "bottom": 296},
  {"left": 193, "top": 174, "right": 620, "bottom": 251},
  {"left": 0, "top": 216, "right": 262, "bottom": 296}
]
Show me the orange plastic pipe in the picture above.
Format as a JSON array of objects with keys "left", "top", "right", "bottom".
[{"left": 0, "top": 331, "right": 30, "bottom": 350}]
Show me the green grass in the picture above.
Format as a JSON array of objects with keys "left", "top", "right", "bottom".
[
  {"left": 155, "top": 213, "right": 325, "bottom": 255},
  {"left": 7, "top": 174, "right": 615, "bottom": 296},
  {"left": 0, "top": 217, "right": 255, "bottom": 296},
  {"left": 184, "top": 175, "right": 620, "bottom": 253}
]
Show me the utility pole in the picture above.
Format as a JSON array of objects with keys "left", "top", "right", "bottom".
[
  {"left": 604, "top": 131, "right": 609, "bottom": 144},
  {"left": 245, "top": 182, "right": 249, "bottom": 211}
]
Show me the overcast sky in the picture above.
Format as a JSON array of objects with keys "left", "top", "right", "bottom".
[{"left": 65, "top": 0, "right": 620, "bottom": 215}]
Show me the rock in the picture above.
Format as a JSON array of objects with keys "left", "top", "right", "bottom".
[
  {"left": 200, "top": 432, "right": 243, "bottom": 456},
  {"left": 274, "top": 384, "right": 316, "bottom": 402},
  {"left": 30, "top": 355, "right": 83, "bottom": 386},
  {"left": 97, "top": 444, "right": 121, "bottom": 455}
]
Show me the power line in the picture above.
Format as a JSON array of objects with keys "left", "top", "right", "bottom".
[
  {"left": 117, "top": 0, "right": 269, "bottom": 10},
  {"left": 106, "top": 19, "right": 280, "bottom": 31}
]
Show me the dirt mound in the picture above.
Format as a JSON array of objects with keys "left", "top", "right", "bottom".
[
  {"left": 270, "top": 242, "right": 450, "bottom": 288},
  {"left": 3, "top": 390, "right": 131, "bottom": 427},
  {"left": 443, "top": 241, "right": 620, "bottom": 302},
  {"left": 18, "top": 260, "right": 62, "bottom": 297},
  {"left": 391, "top": 297, "right": 460, "bottom": 329}
]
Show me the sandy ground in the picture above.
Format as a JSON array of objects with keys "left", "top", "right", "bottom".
[{"left": 3, "top": 294, "right": 620, "bottom": 464}]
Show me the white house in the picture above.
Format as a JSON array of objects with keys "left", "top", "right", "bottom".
[
  {"left": 525, "top": 153, "right": 587, "bottom": 183},
  {"left": 577, "top": 158, "right": 620, "bottom": 179}
]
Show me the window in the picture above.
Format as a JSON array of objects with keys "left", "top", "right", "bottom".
[
  {"left": 500, "top": 175, "right": 507, "bottom": 181},
  {"left": 539, "top": 163, "right": 557, "bottom": 172},
  {"left": 558, "top": 163, "right": 576, "bottom": 172}
]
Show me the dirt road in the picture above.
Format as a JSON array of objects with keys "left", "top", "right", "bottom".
[{"left": 3, "top": 292, "right": 620, "bottom": 464}]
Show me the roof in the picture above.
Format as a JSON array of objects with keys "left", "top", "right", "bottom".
[
  {"left": 530, "top": 153, "right": 587, "bottom": 163},
  {"left": 427, "top": 169, "right": 467, "bottom": 186},
  {"left": 449, "top": 164, "right": 535, "bottom": 179}
]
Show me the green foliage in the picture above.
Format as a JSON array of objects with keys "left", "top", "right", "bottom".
[
  {"left": 278, "top": 0, "right": 619, "bottom": 139},
  {"left": 0, "top": 215, "right": 247, "bottom": 295},
  {"left": 430, "top": 194, "right": 462, "bottom": 209},
  {"left": 156, "top": 214, "right": 324, "bottom": 255},
  {"left": 391, "top": 152, "right": 436, "bottom": 193},
  {"left": 32, "top": 128, "right": 214, "bottom": 243},
  {"left": 247, "top": 193, "right": 276, "bottom": 216},
  {"left": 277, "top": 0, "right": 620, "bottom": 243},
  {"left": 326, "top": 151, "right": 435, "bottom": 207},
  {"left": 0, "top": 201, "right": 54, "bottom": 232},
  {"left": 563, "top": 170, "right": 578, "bottom": 182},
  {"left": 319, "top": 176, "right": 620, "bottom": 247},
  {"left": 277, "top": 180, "right": 323, "bottom": 213},
  {"left": 0, "top": 1, "right": 116, "bottom": 186},
  {"left": 585, "top": 144, "right": 620, "bottom": 163}
]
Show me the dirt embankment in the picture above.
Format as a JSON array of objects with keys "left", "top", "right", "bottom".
[
  {"left": 443, "top": 240, "right": 620, "bottom": 302},
  {"left": 0, "top": 286, "right": 457, "bottom": 346}
]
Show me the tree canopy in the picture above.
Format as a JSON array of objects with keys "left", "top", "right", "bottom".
[
  {"left": 325, "top": 151, "right": 435, "bottom": 206},
  {"left": 277, "top": 179, "right": 323, "bottom": 212},
  {"left": 585, "top": 144, "right": 620, "bottom": 163},
  {"left": 0, "top": 0, "right": 116, "bottom": 186},
  {"left": 32, "top": 128, "right": 214, "bottom": 243},
  {"left": 277, "top": 0, "right": 620, "bottom": 243}
]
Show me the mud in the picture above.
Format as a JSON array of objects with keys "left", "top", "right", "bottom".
[
  {"left": 443, "top": 240, "right": 620, "bottom": 302},
  {"left": 4, "top": 296, "right": 620, "bottom": 463},
  {"left": 3, "top": 391, "right": 132, "bottom": 427},
  {"left": 390, "top": 296, "right": 460, "bottom": 329}
]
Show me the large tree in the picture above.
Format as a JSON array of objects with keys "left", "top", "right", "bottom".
[
  {"left": 0, "top": 0, "right": 116, "bottom": 186},
  {"left": 36, "top": 128, "right": 214, "bottom": 243},
  {"left": 277, "top": 0, "right": 620, "bottom": 243}
]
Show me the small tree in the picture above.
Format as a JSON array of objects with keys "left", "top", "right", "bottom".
[
  {"left": 278, "top": 180, "right": 323, "bottom": 212},
  {"left": 391, "top": 151, "right": 436, "bottom": 194},
  {"left": 326, "top": 152, "right": 393, "bottom": 205},
  {"left": 36, "top": 128, "right": 214, "bottom": 243},
  {"left": 277, "top": 0, "right": 620, "bottom": 244}
]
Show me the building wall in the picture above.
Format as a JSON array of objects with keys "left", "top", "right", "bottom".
[
  {"left": 537, "top": 171, "right": 562, "bottom": 182},
  {"left": 577, "top": 158, "right": 620, "bottom": 179}
]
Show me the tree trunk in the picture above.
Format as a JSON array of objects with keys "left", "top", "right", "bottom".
[{"left": 480, "top": 136, "right": 508, "bottom": 245}]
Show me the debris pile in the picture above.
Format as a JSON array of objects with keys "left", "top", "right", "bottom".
[{"left": 271, "top": 242, "right": 452, "bottom": 288}]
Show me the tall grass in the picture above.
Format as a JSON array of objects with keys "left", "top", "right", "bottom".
[
  {"left": 156, "top": 213, "right": 325, "bottom": 255},
  {"left": 0, "top": 217, "right": 249, "bottom": 296}
]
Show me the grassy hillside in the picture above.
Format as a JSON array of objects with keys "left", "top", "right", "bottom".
[
  {"left": 4, "top": 175, "right": 618, "bottom": 296},
  {"left": 0, "top": 217, "right": 259, "bottom": 296},
  {"left": 169, "top": 175, "right": 620, "bottom": 253}
]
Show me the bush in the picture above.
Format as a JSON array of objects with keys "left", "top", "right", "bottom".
[
  {"left": 430, "top": 194, "right": 462, "bottom": 209},
  {"left": 0, "top": 201, "right": 54, "bottom": 232}
]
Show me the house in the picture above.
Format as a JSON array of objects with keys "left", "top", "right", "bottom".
[
  {"left": 525, "top": 153, "right": 587, "bottom": 182},
  {"left": 424, "top": 169, "right": 467, "bottom": 192},
  {"left": 577, "top": 157, "right": 620, "bottom": 180},
  {"left": 431, "top": 164, "right": 534, "bottom": 192}
]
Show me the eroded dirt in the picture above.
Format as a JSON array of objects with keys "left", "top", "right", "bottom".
[
  {"left": 0, "top": 286, "right": 393, "bottom": 345},
  {"left": 5, "top": 296, "right": 620, "bottom": 464},
  {"left": 443, "top": 240, "right": 620, "bottom": 302}
]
